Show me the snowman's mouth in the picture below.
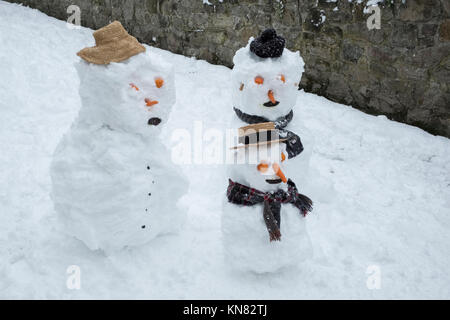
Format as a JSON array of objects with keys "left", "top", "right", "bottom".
[
  {"left": 148, "top": 117, "right": 162, "bottom": 126},
  {"left": 263, "top": 101, "right": 280, "bottom": 108},
  {"left": 265, "top": 178, "right": 282, "bottom": 184}
]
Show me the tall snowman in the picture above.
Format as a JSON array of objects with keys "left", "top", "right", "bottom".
[
  {"left": 51, "top": 21, "right": 188, "bottom": 253},
  {"left": 230, "top": 29, "right": 315, "bottom": 183},
  {"left": 222, "top": 29, "right": 314, "bottom": 273}
]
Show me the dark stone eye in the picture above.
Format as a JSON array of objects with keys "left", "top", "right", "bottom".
[{"left": 148, "top": 117, "right": 162, "bottom": 126}]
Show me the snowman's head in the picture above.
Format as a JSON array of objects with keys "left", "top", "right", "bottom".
[
  {"left": 76, "top": 51, "right": 175, "bottom": 134},
  {"left": 125, "top": 53, "right": 176, "bottom": 131},
  {"left": 231, "top": 141, "right": 289, "bottom": 192},
  {"left": 231, "top": 36, "right": 304, "bottom": 121}
]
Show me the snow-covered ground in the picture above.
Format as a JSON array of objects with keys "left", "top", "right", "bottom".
[{"left": 0, "top": 1, "right": 449, "bottom": 299}]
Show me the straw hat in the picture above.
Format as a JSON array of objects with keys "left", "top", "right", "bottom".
[
  {"left": 230, "top": 122, "right": 287, "bottom": 150},
  {"left": 77, "top": 21, "right": 145, "bottom": 65}
]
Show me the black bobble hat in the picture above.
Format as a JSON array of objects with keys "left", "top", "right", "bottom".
[{"left": 250, "top": 28, "right": 285, "bottom": 58}]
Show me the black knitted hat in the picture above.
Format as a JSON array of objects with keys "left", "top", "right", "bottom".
[{"left": 250, "top": 29, "right": 285, "bottom": 58}]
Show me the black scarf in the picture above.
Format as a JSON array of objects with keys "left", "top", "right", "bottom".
[
  {"left": 227, "top": 179, "right": 313, "bottom": 242},
  {"left": 234, "top": 107, "right": 293, "bottom": 129},
  {"left": 234, "top": 108, "right": 304, "bottom": 159}
]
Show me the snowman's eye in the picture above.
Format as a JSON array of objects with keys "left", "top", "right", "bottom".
[
  {"left": 278, "top": 74, "right": 286, "bottom": 83},
  {"left": 254, "top": 76, "right": 264, "bottom": 85},
  {"left": 154, "top": 77, "right": 164, "bottom": 88},
  {"left": 257, "top": 162, "right": 269, "bottom": 173}
]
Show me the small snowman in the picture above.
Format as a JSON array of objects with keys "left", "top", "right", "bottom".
[
  {"left": 51, "top": 21, "right": 188, "bottom": 253},
  {"left": 223, "top": 124, "right": 313, "bottom": 273}
]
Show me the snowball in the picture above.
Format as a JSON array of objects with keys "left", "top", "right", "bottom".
[
  {"left": 222, "top": 200, "right": 312, "bottom": 273},
  {"left": 231, "top": 38, "right": 305, "bottom": 121},
  {"left": 228, "top": 116, "right": 314, "bottom": 190},
  {"left": 227, "top": 139, "right": 287, "bottom": 191},
  {"left": 74, "top": 52, "right": 175, "bottom": 134},
  {"left": 50, "top": 51, "right": 188, "bottom": 253}
]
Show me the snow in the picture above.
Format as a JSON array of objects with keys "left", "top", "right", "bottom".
[
  {"left": 203, "top": 0, "right": 223, "bottom": 4},
  {"left": 321, "top": 11, "right": 326, "bottom": 24},
  {"left": 312, "top": 10, "right": 327, "bottom": 27},
  {"left": 1, "top": 1, "right": 450, "bottom": 299},
  {"left": 366, "top": 0, "right": 384, "bottom": 6},
  {"left": 364, "top": 0, "right": 384, "bottom": 13}
]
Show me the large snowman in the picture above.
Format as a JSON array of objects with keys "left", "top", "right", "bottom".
[
  {"left": 222, "top": 29, "right": 316, "bottom": 273},
  {"left": 51, "top": 21, "right": 188, "bottom": 253}
]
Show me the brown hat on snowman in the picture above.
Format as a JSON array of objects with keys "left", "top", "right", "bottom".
[{"left": 77, "top": 21, "right": 145, "bottom": 65}]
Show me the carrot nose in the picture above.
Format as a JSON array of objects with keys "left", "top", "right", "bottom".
[
  {"left": 145, "top": 98, "right": 159, "bottom": 107},
  {"left": 268, "top": 90, "right": 276, "bottom": 104},
  {"left": 272, "top": 163, "right": 287, "bottom": 183}
]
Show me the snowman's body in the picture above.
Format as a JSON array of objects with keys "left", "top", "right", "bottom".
[
  {"left": 222, "top": 202, "right": 312, "bottom": 273},
  {"left": 51, "top": 52, "right": 188, "bottom": 253}
]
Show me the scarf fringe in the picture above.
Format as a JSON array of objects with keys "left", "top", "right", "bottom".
[
  {"left": 297, "top": 193, "right": 313, "bottom": 216},
  {"left": 269, "top": 229, "right": 282, "bottom": 242}
]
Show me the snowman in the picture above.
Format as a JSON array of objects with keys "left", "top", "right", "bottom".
[
  {"left": 222, "top": 29, "right": 318, "bottom": 272},
  {"left": 223, "top": 124, "right": 313, "bottom": 273},
  {"left": 50, "top": 21, "right": 188, "bottom": 253},
  {"left": 230, "top": 28, "right": 315, "bottom": 184}
]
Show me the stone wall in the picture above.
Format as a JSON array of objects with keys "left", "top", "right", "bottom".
[{"left": 6, "top": 0, "right": 449, "bottom": 137}]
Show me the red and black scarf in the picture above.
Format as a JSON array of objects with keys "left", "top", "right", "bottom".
[{"left": 227, "top": 179, "right": 313, "bottom": 241}]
